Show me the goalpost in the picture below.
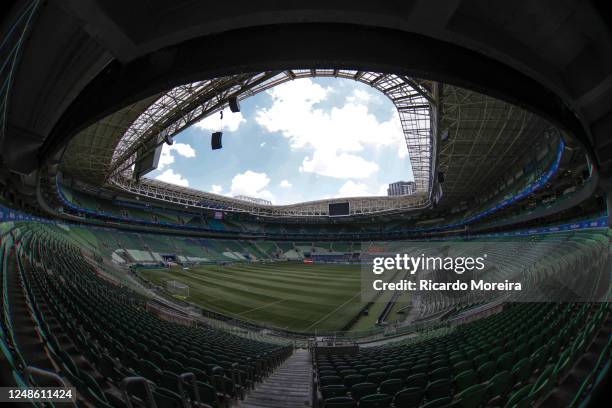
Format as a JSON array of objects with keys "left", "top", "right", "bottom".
[{"left": 166, "top": 280, "right": 189, "bottom": 299}]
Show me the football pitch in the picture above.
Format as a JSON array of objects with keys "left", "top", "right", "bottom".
[{"left": 137, "top": 262, "right": 367, "bottom": 332}]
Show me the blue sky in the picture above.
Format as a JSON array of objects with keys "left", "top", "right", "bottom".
[{"left": 149, "top": 78, "right": 414, "bottom": 204}]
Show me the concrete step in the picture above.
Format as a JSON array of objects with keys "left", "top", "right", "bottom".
[{"left": 238, "top": 348, "right": 312, "bottom": 408}]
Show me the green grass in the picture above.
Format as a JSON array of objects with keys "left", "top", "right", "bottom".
[{"left": 138, "top": 261, "right": 367, "bottom": 332}]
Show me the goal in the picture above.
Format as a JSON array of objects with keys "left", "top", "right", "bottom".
[{"left": 166, "top": 280, "right": 189, "bottom": 299}]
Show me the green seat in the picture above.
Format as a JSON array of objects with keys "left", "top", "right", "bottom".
[
  {"left": 529, "top": 345, "right": 549, "bottom": 371},
  {"left": 477, "top": 361, "right": 496, "bottom": 381},
  {"left": 393, "top": 387, "right": 423, "bottom": 408},
  {"left": 430, "top": 367, "right": 451, "bottom": 381},
  {"left": 426, "top": 378, "right": 452, "bottom": 401},
  {"left": 497, "top": 352, "right": 514, "bottom": 371},
  {"left": 454, "top": 369, "right": 477, "bottom": 393},
  {"left": 486, "top": 370, "right": 512, "bottom": 401},
  {"left": 504, "top": 384, "right": 532, "bottom": 408},
  {"left": 161, "top": 370, "right": 180, "bottom": 392},
  {"left": 324, "top": 396, "right": 356, "bottom": 408},
  {"left": 321, "top": 375, "right": 343, "bottom": 386},
  {"left": 511, "top": 358, "right": 531, "bottom": 385},
  {"left": 422, "top": 396, "right": 452, "bottom": 408},
  {"left": 405, "top": 373, "right": 427, "bottom": 388},
  {"left": 351, "top": 382, "right": 378, "bottom": 401},
  {"left": 453, "top": 361, "right": 472, "bottom": 374},
  {"left": 472, "top": 355, "right": 488, "bottom": 368},
  {"left": 322, "top": 385, "right": 348, "bottom": 399},
  {"left": 529, "top": 365, "right": 555, "bottom": 400},
  {"left": 139, "top": 359, "right": 162, "bottom": 384},
  {"left": 359, "top": 393, "right": 392, "bottom": 408},
  {"left": 344, "top": 374, "right": 365, "bottom": 389},
  {"left": 379, "top": 378, "right": 403, "bottom": 395},
  {"left": 153, "top": 387, "right": 183, "bottom": 408},
  {"left": 455, "top": 383, "right": 487, "bottom": 408},
  {"left": 388, "top": 368, "right": 409, "bottom": 380},
  {"left": 340, "top": 369, "right": 358, "bottom": 377},
  {"left": 367, "top": 371, "right": 387, "bottom": 385}
]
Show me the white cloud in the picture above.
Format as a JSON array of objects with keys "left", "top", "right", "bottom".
[
  {"left": 377, "top": 183, "right": 389, "bottom": 196},
  {"left": 230, "top": 170, "right": 275, "bottom": 203},
  {"left": 158, "top": 143, "right": 196, "bottom": 170},
  {"left": 155, "top": 169, "right": 189, "bottom": 187},
  {"left": 195, "top": 108, "right": 246, "bottom": 132},
  {"left": 300, "top": 151, "right": 379, "bottom": 179},
  {"left": 347, "top": 89, "right": 372, "bottom": 103},
  {"left": 334, "top": 181, "right": 390, "bottom": 198},
  {"left": 279, "top": 179, "right": 292, "bottom": 188},
  {"left": 211, "top": 184, "right": 223, "bottom": 194},
  {"left": 255, "top": 78, "right": 407, "bottom": 179},
  {"left": 336, "top": 180, "right": 370, "bottom": 197},
  {"left": 260, "top": 142, "right": 266, "bottom": 147}
]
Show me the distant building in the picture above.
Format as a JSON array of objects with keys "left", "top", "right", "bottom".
[{"left": 387, "top": 181, "right": 416, "bottom": 196}]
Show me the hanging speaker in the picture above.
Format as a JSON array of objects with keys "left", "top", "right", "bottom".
[
  {"left": 228, "top": 96, "right": 240, "bottom": 113},
  {"left": 438, "top": 171, "right": 445, "bottom": 183},
  {"left": 211, "top": 132, "right": 223, "bottom": 150}
]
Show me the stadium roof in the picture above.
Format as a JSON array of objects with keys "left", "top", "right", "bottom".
[
  {"left": 61, "top": 70, "right": 435, "bottom": 191},
  {"left": 60, "top": 70, "right": 560, "bottom": 216}
]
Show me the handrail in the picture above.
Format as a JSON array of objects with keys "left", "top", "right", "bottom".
[
  {"left": 177, "top": 372, "right": 199, "bottom": 408},
  {"left": 24, "top": 365, "right": 68, "bottom": 387}
]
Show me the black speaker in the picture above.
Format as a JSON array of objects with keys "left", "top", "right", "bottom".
[
  {"left": 228, "top": 96, "right": 240, "bottom": 113},
  {"left": 211, "top": 132, "right": 223, "bottom": 150},
  {"left": 438, "top": 171, "right": 445, "bottom": 183}
]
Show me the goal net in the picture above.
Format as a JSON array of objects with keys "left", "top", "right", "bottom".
[{"left": 166, "top": 280, "right": 189, "bottom": 299}]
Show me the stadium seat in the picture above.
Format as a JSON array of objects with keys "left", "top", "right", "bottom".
[
  {"left": 359, "top": 393, "right": 393, "bottom": 408},
  {"left": 453, "top": 361, "right": 472, "bottom": 375},
  {"left": 421, "top": 396, "right": 452, "bottom": 408},
  {"left": 324, "top": 396, "right": 357, "bottom": 408},
  {"left": 350, "top": 382, "right": 378, "bottom": 401},
  {"left": 321, "top": 375, "right": 344, "bottom": 386},
  {"left": 454, "top": 369, "right": 477, "bottom": 393},
  {"left": 426, "top": 378, "right": 452, "bottom": 400},
  {"left": 388, "top": 368, "right": 409, "bottom": 380},
  {"left": 366, "top": 371, "right": 387, "bottom": 385},
  {"left": 322, "top": 384, "right": 348, "bottom": 399},
  {"left": 485, "top": 370, "right": 512, "bottom": 405},
  {"left": 430, "top": 367, "right": 451, "bottom": 381},
  {"left": 477, "top": 361, "right": 496, "bottom": 381},
  {"left": 393, "top": 387, "right": 424, "bottom": 408},
  {"left": 511, "top": 358, "right": 531, "bottom": 386},
  {"left": 379, "top": 378, "right": 403, "bottom": 395},
  {"left": 344, "top": 374, "right": 365, "bottom": 389},
  {"left": 405, "top": 373, "right": 428, "bottom": 388},
  {"left": 455, "top": 383, "right": 487, "bottom": 408},
  {"left": 496, "top": 352, "right": 514, "bottom": 371},
  {"left": 503, "top": 384, "right": 533, "bottom": 408}
]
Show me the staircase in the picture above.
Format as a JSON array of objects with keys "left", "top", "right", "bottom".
[{"left": 238, "top": 348, "right": 312, "bottom": 408}]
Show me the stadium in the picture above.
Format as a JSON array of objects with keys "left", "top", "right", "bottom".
[{"left": 0, "top": 1, "right": 610, "bottom": 408}]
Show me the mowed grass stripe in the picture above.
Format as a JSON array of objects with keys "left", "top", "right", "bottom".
[
  {"left": 165, "top": 266, "right": 358, "bottom": 304},
  {"left": 186, "top": 265, "right": 359, "bottom": 298},
  {"left": 182, "top": 263, "right": 360, "bottom": 299},
  {"left": 138, "top": 263, "right": 365, "bottom": 331},
  {"left": 219, "top": 263, "right": 361, "bottom": 284}
]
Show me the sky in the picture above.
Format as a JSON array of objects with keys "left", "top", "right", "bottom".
[{"left": 148, "top": 77, "right": 414, "bottom": 205}]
